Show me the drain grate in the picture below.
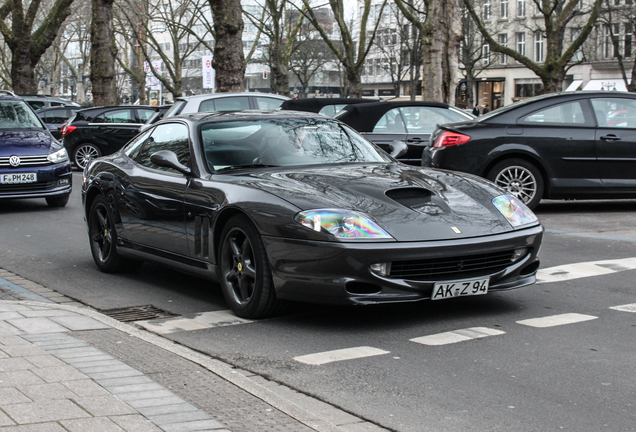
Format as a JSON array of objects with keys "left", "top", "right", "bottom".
[{"left": 99, "top": 305, "right": 178, "bottom": 322}]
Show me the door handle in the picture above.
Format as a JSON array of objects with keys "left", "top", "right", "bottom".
[{"left": 600, "top": 134, "right": 621, "bottom": 141}]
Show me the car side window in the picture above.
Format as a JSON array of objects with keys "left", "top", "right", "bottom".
[
  {"left": 590, "top": 98, "right": 636, "bottom": 128},
  {"left": 137, "top": 123, "right": 190, "bottom": 173},
  {"left": 94, "top": 109, "right": 135, "bottom": 124},
  {"left": 522, "top": 101, "right": 587, "bottom": 125},
  {"left": 137, "top": 109, "right": 156, "bottom": 122},
  {"left": 373, "top": 108, "right": 406, "bottom": 133},
  {"left": 318, "top": 104, "right": 348, "bottom": 117},
  {"left": 255, "top": 97, "right": 284, "bottom": 110},
  {"left": 402, "top": 107, "right": 466, "bottom": 134},
  {"left": 123, "top": 129, "right": 153, "bottom": 160},
  {"left": 200, "top": 97, "right": 250, "bottom": 113}
]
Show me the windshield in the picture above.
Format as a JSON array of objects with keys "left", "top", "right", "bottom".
[
  {"left": 163, "top": 100, "right": 187, "bottom": 118},
  {"left": 0, "top": 101, "right": 44, "bottom": 130},
  {"left": 200, "top": 118, "right": 392, "bottom": 171}
]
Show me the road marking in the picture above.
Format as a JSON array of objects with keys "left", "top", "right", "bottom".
[
  {"left": 294, "top": 346, "right": 390, "bottom": 365},
  {"left": 610, "top": 303, "right": 636, "bottom": 313},
  {"left": 136, "top": 310, "right": 253, "bottom": 334},
  {"left": 516, "top": 313, "right": 598, "bottom": 328},
  {"left": 410, "top": 327, "right": 505, "bottom": 346},
  {"left": 536, "top": 257, "right": 636, "bottom": 284}
]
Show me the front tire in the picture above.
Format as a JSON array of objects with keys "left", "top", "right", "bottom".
[
  {"left": 88, "top": 195, "right": 139, "bottom": 273},
  {"left": 46, "top": 194, "right": 70, "bottom": 207},
  {"left": 487, "top": 158, "right": 544, "bottom": 210},
  {"left": 219, "top": 215, "right": 284, "bottom": 319},
  {"left": 74, "top": 143, "right": 101, "bottom": 169}
]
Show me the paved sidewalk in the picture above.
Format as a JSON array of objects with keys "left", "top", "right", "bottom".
[{"left": 0, "top": 269, "right": 388, "bottom": 432}]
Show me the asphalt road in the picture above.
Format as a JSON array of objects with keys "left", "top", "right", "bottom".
[{"left": 1, "top": 172, "right": 635, "bottom": 432}]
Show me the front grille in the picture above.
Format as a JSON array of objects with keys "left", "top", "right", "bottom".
[
  {"left": 0, "top": 155, "right": 51, "bottom": 167},
  {"left": 0, "top": 181, "right": 57, "bottom": 193},
  {"left": 390, "top": 250, "right": 518, "bottom": 281}
]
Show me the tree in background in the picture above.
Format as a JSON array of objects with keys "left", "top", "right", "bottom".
[
  {"left": 301, "top": 0, "right": 387, "bottom": 98},
  {"left": 459, "top": 0, "right": 486, "bottom": 108},
  {"left": 209, "top": 0, "right": 246, "bottom": 92},
  {"left": 600, "top": 0, "right": 636, "bottom": 92},
  {"left": 394, "top": 0, "right": 462, "bottom": 103},
  {"left": 91, "top": 0, "right": 119, "bottom": 105},
  {"left": 464, "top": 0, "right": 603, "bottom": 94},
  {"left": 0, "top": 0, "right": 75, "bottom": 93}
]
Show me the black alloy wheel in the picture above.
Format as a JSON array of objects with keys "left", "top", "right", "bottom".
[
  {"left": 219, "top": 215, "right": 284, "bottom": 319},
  {"left": 488, "top": 158, "right": 544, "bottom": 210},
  {"left": 74, "top": 143, "right": 101, "bottom": 169},
  {"left": 88, "top": 195, "right": 139, "bottom": 272}
]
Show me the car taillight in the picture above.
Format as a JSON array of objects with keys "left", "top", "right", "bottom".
[
  {"left": 61, "top": 125, "right": 76, "bottom": 137},
  {"left": 433, "top": 131, "right": 470, "bottom": 148}
]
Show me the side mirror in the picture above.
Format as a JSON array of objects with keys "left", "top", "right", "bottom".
[
  {"left": 388, "top": 140, "right": 408, "bottom": 159},
  {"left": 150, "top": 150, "right": 192, "bottom": 175}
]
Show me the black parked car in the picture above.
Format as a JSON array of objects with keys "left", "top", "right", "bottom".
[
  {"left": 82, "top": 110, "right": 542, "bottom": 319},
  {"left": 335, "top": 101, "right": 474, "bottom": 165},
  {"left": 36, "top": 106, "right": 81, "bottom": 139},
  {"left": 62, "top": 105, "right": 157, "bottom": 169},
  {"left": 0, "top": 95, "right": 72, "bottom": 207},
  {"left": 423, "top": 91, "right": 636, "bottom": 209}
]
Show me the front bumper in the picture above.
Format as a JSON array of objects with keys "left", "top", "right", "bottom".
[
  {"left": 0, "top": 162, "right": 72, "bottom": 199},
  {"left": 262, "top": 224, "right": 543, "bottom": 305}
]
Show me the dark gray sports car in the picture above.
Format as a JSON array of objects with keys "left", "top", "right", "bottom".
[{"left": 82, "top": 111, "right": 543, "bottom": 319}]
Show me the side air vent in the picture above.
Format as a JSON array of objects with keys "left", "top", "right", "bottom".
[
  {"left": 385, "top": 187, "right": 432, "bottom": 208},
  {"left": 193, "top": 216, "right": 212, "bottom": 259}
]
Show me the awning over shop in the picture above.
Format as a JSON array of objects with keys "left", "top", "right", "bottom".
[
  {"left": 565, "top": 80, "right": 583, "bottom": 91},
  {"left": 582, "top": 79, "right": 630, "bottom": 92}
]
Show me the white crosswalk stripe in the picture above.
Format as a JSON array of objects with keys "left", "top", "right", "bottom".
[
  {"left": 609, "top": 303, "right": 636, "bottom": 313},
  {"left": 293, "top": 346, "right": 390, "bottom": 365},
  {"left": 410, "top": 327, "right": 505, "bottom": 346},
  {"left": 516, "top": 313, "right": 598, "bottom": 328},
  {"left": 536, "top": 257, "right": 636, "bottom": 284}
]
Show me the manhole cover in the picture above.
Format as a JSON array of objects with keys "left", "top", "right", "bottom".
[{"left": 99, "top": 305, "right": 178, "bottom": 322}]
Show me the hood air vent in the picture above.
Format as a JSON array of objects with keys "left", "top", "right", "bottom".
[{"left": 385, "top": 187, "right": 432, "bottom": 208}]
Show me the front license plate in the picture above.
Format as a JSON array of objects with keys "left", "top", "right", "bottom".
[
  {"left": 1, "top": 173, "right": 37, "bottom": 184},
  {"left": 431, "top": 278, "right": 489, "bottom": 300}
]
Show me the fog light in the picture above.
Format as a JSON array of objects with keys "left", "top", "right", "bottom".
[
  {"left": 511, "top": 248, "right": 528, "bottom": 263},
  {"left": 58, "top": 178, "right": 70, "bottom": 186},
  {"left": 370, "top": 262, "right": 390, "bottom": 276}
]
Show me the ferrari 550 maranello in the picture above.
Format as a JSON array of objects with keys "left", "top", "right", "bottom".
[{"left": 82, "top": 111, "right": 543, "bottom": 318}]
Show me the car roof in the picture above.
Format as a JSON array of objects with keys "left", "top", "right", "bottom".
[
  {"left": 336, "top": 100, "right": 455, "bottom": 132},
  {"left": 166, "top": 109, "right": 329, "bottom": 125},
  {"left": 280, "top": 98, "right": 380, "bottom": 113},
  {"left": 175, "top": 92, "right": 289, "bottom": 102}
]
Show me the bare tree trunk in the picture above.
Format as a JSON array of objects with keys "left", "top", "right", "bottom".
[
  {"left": 91, "top": 0, "right": 119, "bottom": 105},
  {"left": 209, "top": 0, "right": 245, "bottom": 92},
  {"left": 11, "top": 41, "right": 37, "bottom": 94}
]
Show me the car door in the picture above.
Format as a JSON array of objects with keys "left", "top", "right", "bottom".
[
  {"left": 518, "top": 99, "right": 600, "bottom": 193},
  {"left": 118, "top": 122, "right": 191, "bottom": 256},
  {"left": 361, "top": 107, "right": 408, "bottom": 154},
  {"left": 91, "top": 108, "right": 142, "bottom": 154},
  {"left": 590, "top": 97, "right": 636, "bottom": 189}
]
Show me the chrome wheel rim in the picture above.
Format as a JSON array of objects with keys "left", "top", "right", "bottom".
[
  {"left": 494, "top": 165, "right": 537, "bottom": 205},
  {"left": 221, "top": 228, "right": 257, "bottom": 306},
  {"left": 90, "top": 203, "right": 113, "bottom": 264},
  {"left": 75, "top": 145, "right": 100, "bottom": 168}
]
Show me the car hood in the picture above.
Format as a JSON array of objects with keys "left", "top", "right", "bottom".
[
  {"left": 232, "top": 163, "right": 523, "bottom": 242},
  {"left": 0, "top": 130, "right": 58, "bottom": 156}
]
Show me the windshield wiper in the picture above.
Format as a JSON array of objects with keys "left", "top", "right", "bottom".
[{"left": 215, "top": 163, "right": 280, "bottom": 172}]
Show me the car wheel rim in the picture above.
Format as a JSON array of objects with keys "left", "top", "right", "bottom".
[
  {"left": 222, "top": 228, "right": 257, "bottom": 306},
  {"left": 90, "top": 204, "right": 113, "bottom": 264},
  {"left": 494, "top": 166, "right": 537, "bottom": 205},
  {"left": 75, "top": 145, "right": 99, "bottom": 168}
]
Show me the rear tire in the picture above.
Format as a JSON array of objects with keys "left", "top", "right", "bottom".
[
  {"left": 46, "top": 194, "right": 70, "bottom": 207},
  {"left": 218, "top": 215, "right": 285, "bottom": 319},
  {"left": 74, "top": 143, "right": 101, "bottom": 169},
  {"left": 487, "top": 158, "right": 544, "bottom": 210}
]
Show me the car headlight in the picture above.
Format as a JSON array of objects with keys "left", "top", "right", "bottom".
[
  {"left": 294, "top": 209, "right": 393, "bottom": 239},
  {"left": 492, "top": 195, "right": 538, "bottom": 228},
  {"left": 47, "top": 148, "right": 69, "bottom": 164}
]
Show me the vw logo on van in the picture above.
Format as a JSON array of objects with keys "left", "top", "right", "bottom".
[{"left": 9, "top": 156, "right": 21, "bottom": 167}]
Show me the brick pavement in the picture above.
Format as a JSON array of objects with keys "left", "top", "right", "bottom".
[{"left": 0, "top": 268, "right": 389, "bottom": 432}]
